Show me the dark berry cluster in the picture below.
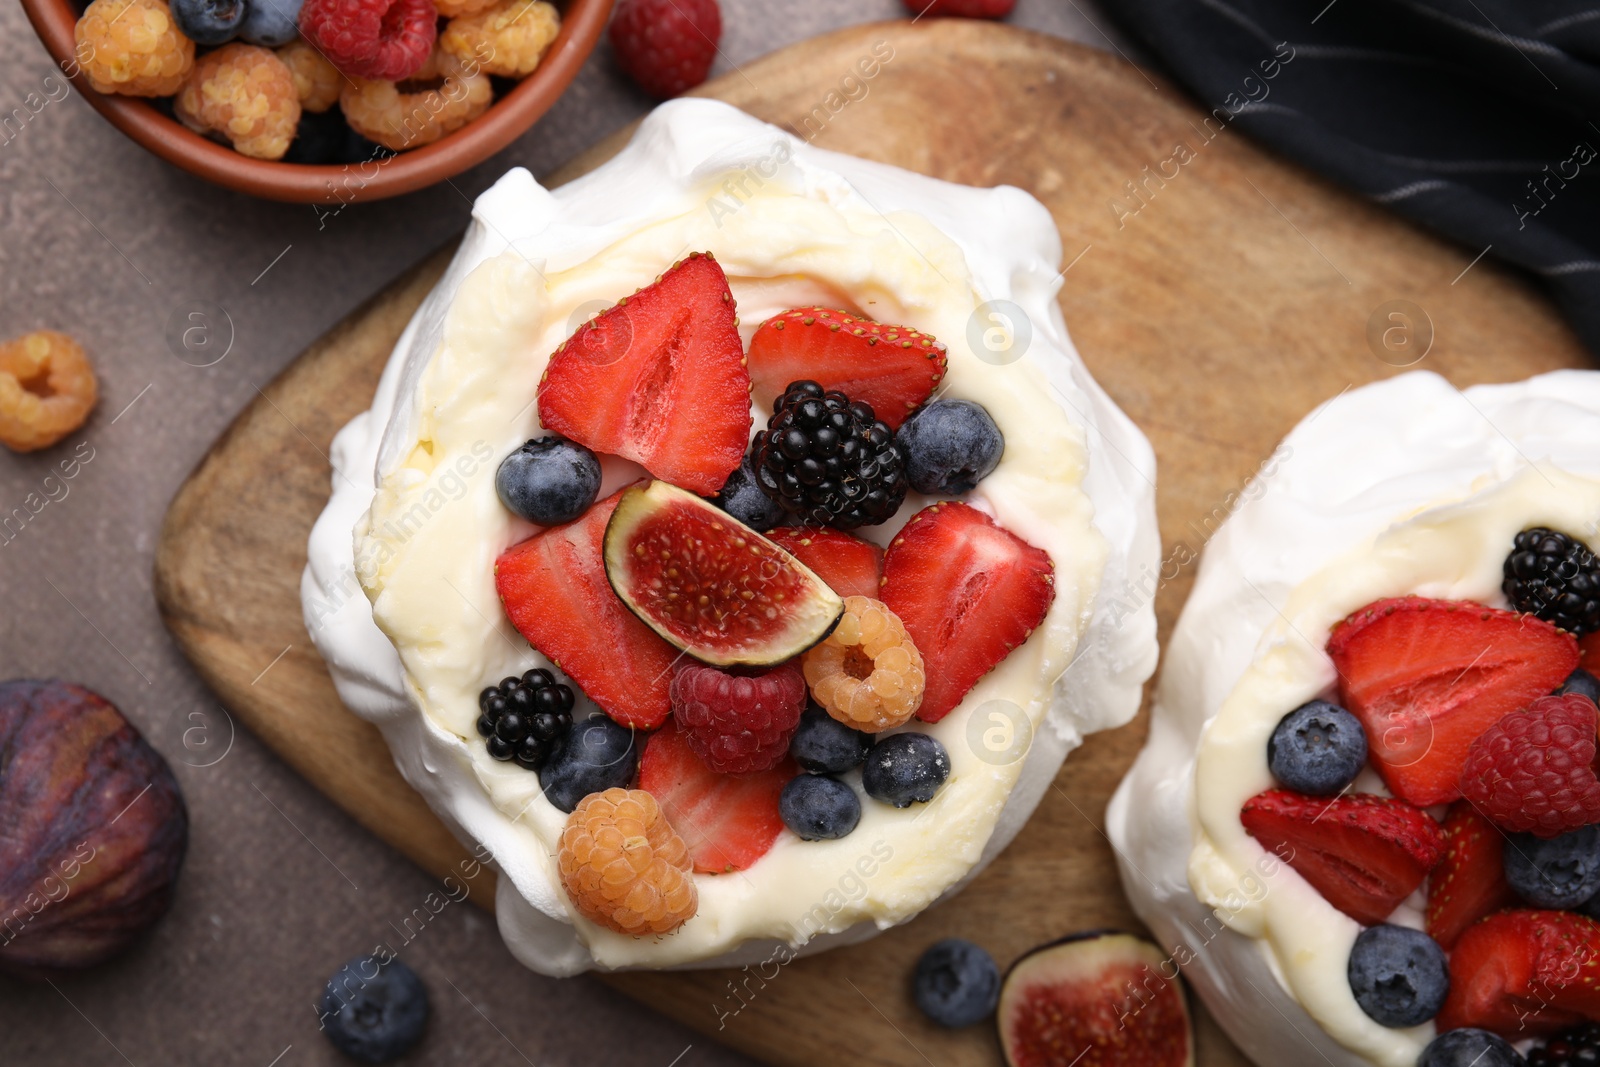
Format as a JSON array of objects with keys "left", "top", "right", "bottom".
[
  {"left": 477, "top": 669, "right": 575, "bottom": 769},
  {"left": 1531, "top": 1021, "right": 1600, "bottom": 1066},
  {"left": 753, "top": 380, "right": 907, "bottom": 529},
  {"left": 1504, "top": 527, "right": 1600, "bottom": 636}
]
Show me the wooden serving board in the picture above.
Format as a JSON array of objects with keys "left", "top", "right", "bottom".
[{"left": 153, "top": 19, "right": 1592, "bottom": 1067}]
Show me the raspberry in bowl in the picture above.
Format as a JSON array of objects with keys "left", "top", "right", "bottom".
[
  {"left": 303, "top": 100, "right": 1161, "bottom": 974},
  {"left": 1109, "top": 370, "right": 1600, "bottom": 1067},
  {"left": 18, "top": 0, "right": 611, "bottom": 201}
]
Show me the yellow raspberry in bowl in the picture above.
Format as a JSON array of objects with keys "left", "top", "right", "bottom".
[
  {"left": 803, "top": 595, "right": 926, "bottom": 732},
  {"left": 557, "top": 788, "right": 697, "bottom": 936},
  {"left": 74, "top": 0, "right": 195, "bottom": 97},
  {"left": 339, "top": 45, "right": 492, "bottom": 152},
  {"left": 440, "top": 0, "right": 561, "bottom": 78},
  {"left": 175, "top": 43, "right": 301, "bottom": 160},
  {"left": 432, "top": 0, "right": 497, "bottom": 18},
  {"left": 277, "top": 40, "right": 344, "bottom": 114}
]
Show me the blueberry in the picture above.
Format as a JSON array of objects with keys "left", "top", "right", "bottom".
[
  {"left": 1417, "top": 1028, "right": 1525, "bottom": 1067},
  {"left": 896, "top": 399, "right": 1004, "bottom": 496},
  {"left": 1266, "top": 700, "right": 1367, "bottom": 795},
  {"left": 779, "top": 775, "right": 861, "bottom": 840},
  {"left": 912, "top": 939, "right": 1000, "bottom": 1028},
  {"left": 238, "top": 0, "right": 301, "bottom": 45},
  {"left": 170, "top": 0, "right": 246, "bottom": 45},
  {"left": 495, "top": 437, "right": 602, "bottom": 526},
  {"left": 1346, "top": 924, "right": 1448, "bottom": 1027},
  {"left": 789, "top": 705, "right": 872, "bottom": 774},
  {"left": 717, "top": 455, "right": 785, "bottom": 530},
  {"left": 1557, "top": 668, "right": 1600, "bottom": 702},
  {"left": 863, "top": 732, "right": 950, "bottom": 808},
  {"left": 318, "top": 955, "right": 428, "bottom": 1063},
  {"left": 538, "top": 714, "right": 636, "bottom": 813},
  {"left": 1504, "top": 825, "right": 1600, "bottom": 908}
]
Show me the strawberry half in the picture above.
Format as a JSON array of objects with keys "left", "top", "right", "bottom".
[
  {"left": 879, "top": 502, "right": 1054, "bottom": 723},
  {"left": 746, "top": 307, "right": 946, "bottom": 430},
  {"left": 1326, "top": 597, "right": 1578, "bottom": 806},
  {"left": 536, "top": 253, "right": 751, "bottom": 495},
  {"left": 494, "top": 489, "right": 678, "bottom": 728},
  {"left": 1239, "top": 789, "right": 1446, "bottom": 925},
  {"left": 1426, "top": 801, "right": 1518, "bottom": 950},
  {"left": 1437, "top": 909, "right": 1600, "bottom": 1036},
  {"left": 763, "top": 527, "right": 883, "bottom": 601},
  {"left": 1583, "top": 630, "right": 1600, "bottom": 670},
  {"left": 638, "top": 719, "right": 794, "bottom": 874}
]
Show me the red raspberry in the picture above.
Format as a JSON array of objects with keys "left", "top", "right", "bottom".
[
  {"left": 668, "top": 662, "right": 805, "bottom": 774},
  {"left": 608, "top": 0, "right": 720, "bottom": 99},
  {"left": 300, "top": 0, "right": 436, "bottom": 81},
  {"left": 1460, "top": 693, "right": 1600, "bottom": 837},
  {"left": 902, "top": 0, "right": 1015, "bottom": 16}
]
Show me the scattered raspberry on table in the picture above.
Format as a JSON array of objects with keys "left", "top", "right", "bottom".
[
  {"left": 609, "top": 0, "right": 721, "bottom": 99},
  {"left": 902, "top": 0, "right": 1015, "bottom": 17}
]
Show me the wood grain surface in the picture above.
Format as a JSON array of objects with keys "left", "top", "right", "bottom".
[{"left": 153, "top": 18, "right": 1591, "bottom": 1067}]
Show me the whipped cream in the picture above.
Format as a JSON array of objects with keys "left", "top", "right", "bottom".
[
  {"left": 1108, "top": 369, "right": 1600, "bottom": 1067},
  {"left": 304, "top": 99, "right": 1159, "bottom": 975}
]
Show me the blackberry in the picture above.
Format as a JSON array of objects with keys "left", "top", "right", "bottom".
[
  {"left": 753, "top": 380, "right": 907, "bottom": 529},
  {"left": 1504, "top": 528, "right": 1600, "bottom": 636},
  {"left": 476, "top": 668, "right": 574, "bottom": 770},
  {"left": 1530, "top": 1022, "right": 1600, "bottom": 1066}
]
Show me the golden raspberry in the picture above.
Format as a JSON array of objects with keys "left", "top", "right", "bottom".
[
  {"left": 803, "top": 596, "right": 925, "bottom": 732},
  {"left": 557, "top": 788, "right": 698, "bottom": 936},
  {"left": 339, "top": 46, "right": 492, "bottom": 151},
  {"left": 74, "top": 0, "right": 194, "bottom": 98},
  {"left": 277, "top": 40, "right": 345, "bottom": 114},
  {"left": 0, "top": 332, "right": 98, "bottom": 454},
  {"left": 440, "top": 0, "right": 560, "bottom": 77},
  {"left": 433, "top": 0, "right": 497, "bottom": 18},
  {"left": 175, "top": 44, "right": 301, "bottom": 161}
]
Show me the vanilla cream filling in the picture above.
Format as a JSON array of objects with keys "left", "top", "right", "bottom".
[
  {"left": 305, "top": 100, "right": 1159, "bottom": 974},
  {"left": 1108, "top": 369, "right": 1600, "bottom": 1067}
]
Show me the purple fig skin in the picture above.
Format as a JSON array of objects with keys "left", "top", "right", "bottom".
[{"left": 0, "top": 679, "right": 188, "bottom": 981}]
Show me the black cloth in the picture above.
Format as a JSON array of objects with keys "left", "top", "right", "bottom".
[{"left": 1105, "top": 0, "right": 1600, "bottom": 356}]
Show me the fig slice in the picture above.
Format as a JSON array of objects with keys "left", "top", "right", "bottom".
[
  {"left": 603, "top": 480, "right": 844, "bottom": 667},
  {"left": 998, "top": 931, "right": 1193, "bottom": 1067}
]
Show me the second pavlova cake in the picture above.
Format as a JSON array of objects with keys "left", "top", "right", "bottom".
[{"left": 1111, "top": 370, "right": 1600, "bottom": 1067}]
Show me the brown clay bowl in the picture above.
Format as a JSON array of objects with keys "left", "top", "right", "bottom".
[{"left": 20, "top": 0, "right": 614, "bottom": 203}]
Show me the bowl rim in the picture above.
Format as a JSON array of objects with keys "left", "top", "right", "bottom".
[{"left": 19, "top": 0, "right": 615, "bottom": 203}]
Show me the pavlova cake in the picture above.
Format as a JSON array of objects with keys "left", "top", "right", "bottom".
[
  {"left": 1110, "top": 370, "right": 1600, "bottom": 1067},
  {"left": 303, "top": 99, "right": 1160, "bottom": 976}
]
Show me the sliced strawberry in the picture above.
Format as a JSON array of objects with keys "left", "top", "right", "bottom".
[
  {"left": 1437, "top": 910, "right": 1600, "bottom": 1036},
  {"left": 879, "top": 502, "right": 1054, "bottom": 723},
  {"left": 1427, "top": 801, "right": 1518, "bottom": 949},
  {"left": 494, "top": 489, "right": 677, "bottom": 728},
  {"left": 637, "top": 719, "right": 794, "bottom": 874},
  {"left": 1326, "top": 597, "right": 1578, "bottom": 806},
  {"left": 746, "top": 307, "right": 946, "bottom": 430},
  {"left": 764, "top": 527, "right": 884, "bottom": 601},
  {"left": 536, "top": 253, "right": 751, "bottom": 495},
  {"left": 1582, "top": 630, "right": 1600, "bottom": 670},
  {"left": 1239, "top": 789, "right": 1446, "bottom": 926}
]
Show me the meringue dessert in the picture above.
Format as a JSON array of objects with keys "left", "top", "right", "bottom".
[
  {"left": 1110, "top": 370, "right": 1600, "bottom": 1067},
  {"left": 304, "top": 99, "right": 1159, "bottom": 976}
]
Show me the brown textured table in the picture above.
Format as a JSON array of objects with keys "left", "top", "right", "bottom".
[{"left": 0, "top": 3, "right": 1131, "bottom": 1066}]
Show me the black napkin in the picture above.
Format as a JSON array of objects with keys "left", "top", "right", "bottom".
[{"left": 1105, "top": 0, "right": 1600, "bottom": 356}]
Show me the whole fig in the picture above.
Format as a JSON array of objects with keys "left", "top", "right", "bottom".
[{"left": 0, "top": 679, "right": 188, "bottom": 979}]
